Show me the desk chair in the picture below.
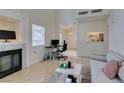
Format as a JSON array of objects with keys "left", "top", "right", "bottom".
[{"left": 56, "top": 43, "right": 68, "bottom": 60}]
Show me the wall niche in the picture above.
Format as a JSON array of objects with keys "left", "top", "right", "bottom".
[
  {"left": 0, "top": 16, "right": 21, "bottom": 43},
  {"left": 85, "top": 32, "right": 104, "bottom": 42}
]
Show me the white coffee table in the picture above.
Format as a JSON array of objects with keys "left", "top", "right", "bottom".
[{"left": 55, "top": 63, "right": 83, "bottom": 83}]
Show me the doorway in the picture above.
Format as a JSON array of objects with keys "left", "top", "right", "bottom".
[{"left": 59, "top": 25, "right": 77, "bottom": 57}]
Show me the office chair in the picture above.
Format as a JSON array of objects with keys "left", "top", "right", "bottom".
[{"left": 57, "top": 43, "right": 68, "bottom": 60}]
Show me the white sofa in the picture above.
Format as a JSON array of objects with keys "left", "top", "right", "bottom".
[
  {"left": 90, "top": 51, "right": 124, "bottom": 83},
  {"left": 91, "top": 59, "right": 122, "bottom": 83}
]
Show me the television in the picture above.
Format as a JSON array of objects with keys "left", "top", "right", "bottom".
[
  {"left": 51, "top": 40, "right": 59, "bottom": 46},
  {"left": 0, "top": 30, "right": 16, "bottom": 42}
]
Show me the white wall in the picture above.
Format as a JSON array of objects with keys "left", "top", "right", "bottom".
[
  {"left": 20, "top": 10, "right": 58, "bottom": 65},
  {"left": 56, "top": 9, "right": 109, "bottom": 56},
  {"left": 77, "top": 19, "right": 108, "bottom": 57},
  {"left": 55, "top": 10, "right": 79, "bottom": 49},
  {"left": 56, "top": 10, "right": 75, "bottom": 26},
  {"left": 0, "top": 10, "right": 58, "bottom": 67},
  {"left": 108, "top": 10, "right": 124, "bottom": 56}
]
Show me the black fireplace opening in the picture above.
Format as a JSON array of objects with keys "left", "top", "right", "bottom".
[{"left": 0, "top": 49, "right": 22, "bottom": 79}]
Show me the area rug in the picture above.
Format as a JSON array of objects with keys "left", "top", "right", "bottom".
[
  {"left": 43, "top": 66, "right": 91, "bottom": 83},
  {"left": 43, "top": 73, "right": 91, "bottom": 83},
  {"left": 43, "top": 56, "right": 91, "bottom": 83}
]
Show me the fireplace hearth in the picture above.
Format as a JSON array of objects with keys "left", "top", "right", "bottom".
[{"left": 0, "top": 49, "right": 22, "bottom": 78}]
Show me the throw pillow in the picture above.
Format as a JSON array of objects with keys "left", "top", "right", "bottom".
[{"left": 102, "top": 60, "right": 120, "bottom": 79}]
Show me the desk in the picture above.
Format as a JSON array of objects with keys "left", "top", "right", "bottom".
[{"left": 45, "top": 46, "right": 55, "bottom": 60}]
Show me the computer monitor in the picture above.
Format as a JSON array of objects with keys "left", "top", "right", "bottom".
[{"left": 51, "top": 40, "right": 59, "bottom": 46}]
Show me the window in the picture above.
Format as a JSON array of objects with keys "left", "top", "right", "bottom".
[{"left": 32, "top": 24, "right": 45, "bottom": 46}]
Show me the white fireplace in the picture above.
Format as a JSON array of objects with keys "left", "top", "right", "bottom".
[
  {"left": 0, "top": 43, "right": 27, "bottom": 68},
  {"left": 0, "top": 48, "right": 22, "bottom": 78}
]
